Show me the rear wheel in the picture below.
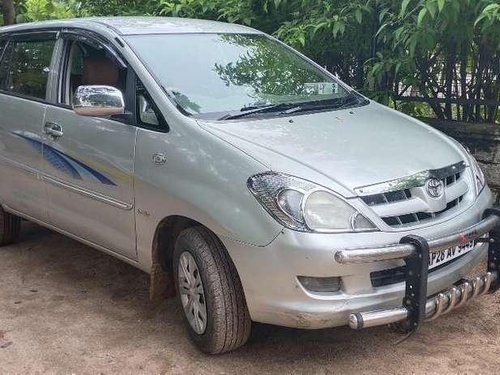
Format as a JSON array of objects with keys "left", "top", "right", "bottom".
[
  {"left": 173, "top": 226, "right": 251, "bottom": 354},
  {"left": 0, "top": 206, "right": 21, "bottom": 246}
]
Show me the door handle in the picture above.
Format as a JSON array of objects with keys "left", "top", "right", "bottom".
[{"left": 44, "top": 122, "right": 63, "bottom": 139}]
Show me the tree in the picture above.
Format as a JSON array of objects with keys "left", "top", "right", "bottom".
[
  {"left": 22, "top": 0, "right": 75, "bottom": 21},
  {"left": 2, "top": 0, "right": 16, "bottom": 25},
  {"left": 158, "top": 0, "right": 499, "bottom": 123},
  {"left": 81, "top": 0, "right": 159, "bottom": 16},
  {"left": 2, "top": 0, "right": 498, "bottom": 122}
]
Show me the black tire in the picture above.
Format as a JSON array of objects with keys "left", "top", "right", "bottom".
[
  {"left": 173, "top": 226, "right": 251, "bottom": 354},
  {"left": 0, "top": 206, "right": 21, "bottom": 246}
]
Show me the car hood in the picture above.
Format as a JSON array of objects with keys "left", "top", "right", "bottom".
[{"left": 198, "top": 102, "right": 466, "bottom": 197}]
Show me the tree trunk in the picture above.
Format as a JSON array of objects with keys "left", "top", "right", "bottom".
[
  {"left": 459, "top": 49, "right": 469, "bottom": 122},
  {"left": 2, "top": 0, "right": 16, "bottom": 26},
  {"left": 444, "top": 47, "right": 455, "bottom": 120}
]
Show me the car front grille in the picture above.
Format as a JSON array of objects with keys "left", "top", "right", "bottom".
[
  {"left": 361, "top": 189, "right": 412, "bottom": 206},
  {"left": 356, "top": 162, "right": 471, "bottom": 229},
  {"left": 380, "top": 195, "right": 465, "bottom": 226},
  {"left": 371, "top": 266, "right": 407, "bottom": 287},
  {"left": 370, "top": 251, "right": 468, "bottom": 287}
]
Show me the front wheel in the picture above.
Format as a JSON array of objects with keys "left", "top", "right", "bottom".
[
  {"left": 173, "top": 226, "right": 251, "bottom": 354},
  {"left": 0, "top": 206, "right": 21, "bottom": 246}
]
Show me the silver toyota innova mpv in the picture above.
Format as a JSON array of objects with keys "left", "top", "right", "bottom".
[{"left": 1, "top": 17, "right": 499, "bottom": 354}]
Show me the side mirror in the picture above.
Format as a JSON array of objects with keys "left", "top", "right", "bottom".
[{"left": 72, "top": 85, "right": 125, "bottom": 117}]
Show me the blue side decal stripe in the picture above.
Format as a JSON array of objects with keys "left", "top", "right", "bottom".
[
  {"left": 46, "top": 144, "right": 116, "bottom": 186},
  {"left": 13, "top": 132, "right": 116, "bottom": 186},
  {"left": 43, "top": 143, "right": 82, "bottom": 180}
]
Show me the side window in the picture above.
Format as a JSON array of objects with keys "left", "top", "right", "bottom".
[
  {"left": 138, "top": 93, "right": 160, "bottom": 126},
  {"left": 61, "top": 40, "right": 127, "bottom": 106},
  {"left": 136, "top": 81, "right": 167, "bottom": 130},
  {"left": 0, "top": 39, "right": 56, "bottom": 100}
]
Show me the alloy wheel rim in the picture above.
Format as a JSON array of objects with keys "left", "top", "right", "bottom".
[{"left": 178, "top": 251, "right": 207, "bottom": 334}]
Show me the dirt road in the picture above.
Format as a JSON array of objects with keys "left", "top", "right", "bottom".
[{"left": 1, "top": 222, "right": 500, "bottom": 374}]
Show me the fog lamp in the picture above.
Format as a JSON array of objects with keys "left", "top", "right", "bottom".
[{"left": 297, "top": 276, "right": 341, "bottom": 293}]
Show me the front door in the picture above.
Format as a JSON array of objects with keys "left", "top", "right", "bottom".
[{"left": 41, "top": 34, "right": 137, "bottom": 259}]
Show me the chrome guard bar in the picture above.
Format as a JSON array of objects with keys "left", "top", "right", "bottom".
[
  {"left": 348, "top": 271, "right": 497, "bottom": 329},
  {"left": 335, "top": 214, "right": 500, "bottom": 265},
  {"left": 336, "top": 209, "right": 500, "bottom": 331}
]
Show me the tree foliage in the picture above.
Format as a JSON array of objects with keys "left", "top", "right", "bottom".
[
  {"left": 20, "top": 0, "right": 74, "bottom": 21},
  {"left": 1, "top": 0, "right": 499, "bottom": 122},
  {"left": 79, "top": 0, "right": 159, "bottom": 16},
  {"left": 157, "top": 0, "right": 500, "bottom": 123}
]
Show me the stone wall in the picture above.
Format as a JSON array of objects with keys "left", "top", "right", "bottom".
[{"left": 423, "top": 119, "right": 500, "bottom": 205}]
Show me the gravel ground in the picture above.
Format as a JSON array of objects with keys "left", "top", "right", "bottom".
[{"left": 1, "top": 222, "right": 500, "bottom": 375}]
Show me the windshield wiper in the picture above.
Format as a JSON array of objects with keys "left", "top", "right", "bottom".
[
  {"left": 281, "top": 93, "right": 366, "bottom": 115},
  {"left": 218, "top": 93, "right": 368, "bottom": 120},
  {"left": 218, "top": 102, "right": 302, "bottom": 120},
  {"left": 336, "top": 93, "right": 368, "bottom": 110}
]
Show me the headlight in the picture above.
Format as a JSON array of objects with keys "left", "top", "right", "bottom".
[
  {"left": 458, "top": 143, "right": 486, "bottom": 196},
  {"left": 469, "top": 154, "right": 485, "bottom": 195},
  {"left": 247, "top": 172, "right": 377, "bottom": 233},
  {"left": 304, "top": 190, "right": 375, "bottom": 232}
]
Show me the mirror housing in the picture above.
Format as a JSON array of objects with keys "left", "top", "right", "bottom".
[{"left": 73, "top": 85, "right": 125, "bottom": 117}]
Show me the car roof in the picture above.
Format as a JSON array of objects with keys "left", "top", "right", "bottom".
[{"left": 0, "top": 16, "right": 262, "bottom": 36}]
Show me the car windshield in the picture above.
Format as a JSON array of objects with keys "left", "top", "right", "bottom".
[{"left": 126, "top": 33, "right": 359, "bottom": 120}]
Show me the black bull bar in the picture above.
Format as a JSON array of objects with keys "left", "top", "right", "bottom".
[{"left": 334, "top": 208, "right": 500, "bottom": 331}]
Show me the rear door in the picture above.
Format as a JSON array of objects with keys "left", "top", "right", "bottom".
[
  {"left": 41, "top": 31, "right": 137, "bottom": 259},
  {"left": 0, "top": 32, "right": 58, "bottom": 221}
]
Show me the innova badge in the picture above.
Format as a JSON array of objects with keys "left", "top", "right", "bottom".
[{"left": 426, "top": 178, "right": 445, "bottom": 198}]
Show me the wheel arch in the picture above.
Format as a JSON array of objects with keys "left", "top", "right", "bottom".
[
  {"left": 149, "top": 214, "right": 214, "bottom": 302},
  {"left": 152, "top": 215, "right": 204, "bottom": 272}
]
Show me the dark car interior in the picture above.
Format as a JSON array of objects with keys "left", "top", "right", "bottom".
[{"left": 65, "top": 41, "right": 127, "bottom": 105}]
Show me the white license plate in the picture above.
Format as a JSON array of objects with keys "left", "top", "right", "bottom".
[{"left": 429, "top": 241, "right": 476, "bottom": 270}]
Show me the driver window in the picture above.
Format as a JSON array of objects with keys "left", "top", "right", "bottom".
[{"left": 62, "top": 40, "right": 127, "bottom": 106}]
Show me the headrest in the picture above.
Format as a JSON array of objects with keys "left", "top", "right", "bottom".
[{"left": 82, "top": 57, "right": 119, "bottom": 87}]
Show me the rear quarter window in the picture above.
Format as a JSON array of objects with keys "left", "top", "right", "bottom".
[{"left": 0, "top": 39, "right": 56, "bottom": 100}]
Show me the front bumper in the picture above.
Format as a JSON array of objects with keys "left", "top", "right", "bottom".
[
  {"left": 349, "top": 271, "right": 496, "bottom": 330},
  {"left": 223, "top": 187, "right": 496, "bottom": 329},
  {"left": 338, "top": 210, "right": 500, "bottom": 330}
]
